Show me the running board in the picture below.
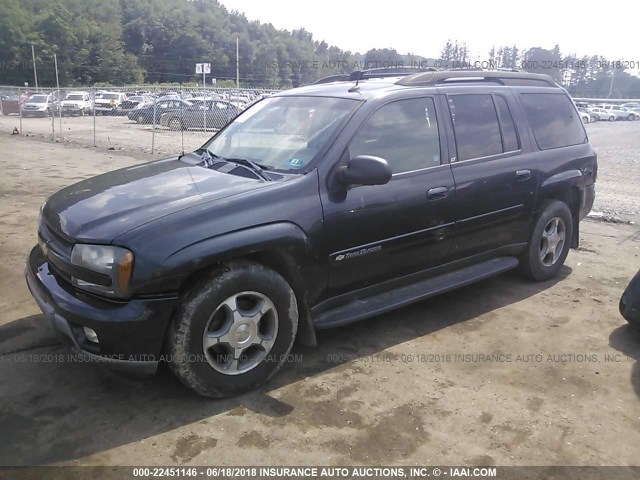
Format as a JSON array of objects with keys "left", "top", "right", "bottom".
[{"left": 314, "top": 256, "right": 519, "bottom": 330}]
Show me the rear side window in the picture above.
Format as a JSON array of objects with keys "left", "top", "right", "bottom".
[
  {"left": 448, "top": 94, "right": 502, "bottom": 161},
  {"left": 521, "top": 93, "right": 587, "bottom": 150}
]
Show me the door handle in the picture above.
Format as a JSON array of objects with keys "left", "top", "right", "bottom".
[
  {"left": 427, "top": 186, "right": 448, "bottom": 200},
  {"left": 516, "top": 169, "right": 531, "bottom": 181}
]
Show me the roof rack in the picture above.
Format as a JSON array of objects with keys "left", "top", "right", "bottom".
[
  {"left": 396, "top": 70, "right": 556, "bottom": 87},
  {"left": 313, "top": 66, "right": 439, "bottom": 85}
]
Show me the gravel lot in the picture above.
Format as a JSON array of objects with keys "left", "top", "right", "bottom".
[{"left": 0, "top": 130, "right": 639, "bottom": 468}]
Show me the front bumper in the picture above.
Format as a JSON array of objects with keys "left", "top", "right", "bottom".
[
  {"left": 25, "top": 246, "right": 177, "bottom": 374},
  {"left": 62, "top": 106, "right": 83, "bottom": 114}
]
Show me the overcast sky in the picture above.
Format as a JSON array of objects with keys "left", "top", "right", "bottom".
[{"left": 220, "top": 0, "right": 637, "bottom": 63}]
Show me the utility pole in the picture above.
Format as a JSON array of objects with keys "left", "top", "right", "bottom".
[
  {"left": 54, "top": 53, "right": 62, "bottom": 132},
  {"left": 31, "top": 44, "right": 38, "bottom": 90},
  {"left": 236, "top": 37, "right": 240, "bottom": 88},
  {"left": 608, "top": 71, "right": 615, "bottom": 98}
]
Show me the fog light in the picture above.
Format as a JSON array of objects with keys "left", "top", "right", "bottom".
[{"left": 83, "top": 327, "right": 99, "bottom": 344}]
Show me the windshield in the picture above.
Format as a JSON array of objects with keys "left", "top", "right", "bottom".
[
  {"left": 97, "top": 93, "right": 119, "bottom": 100},
  {"left": 29, "top": 95, "right": 48, "bottom": 103},
  {"left": 67, "top": 94, "right": 84, "bottom": 100},
  {"left": 203, "top": 96, "right": 359, "bottom": 171}
]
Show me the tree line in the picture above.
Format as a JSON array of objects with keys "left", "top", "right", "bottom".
[{"left": 1, "top": 0, "right": 638, "bottom": 97}]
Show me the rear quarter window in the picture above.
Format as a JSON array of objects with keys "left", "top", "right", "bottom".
[{"left": 521, "top": 93, "right": 587, "bottom": 150}]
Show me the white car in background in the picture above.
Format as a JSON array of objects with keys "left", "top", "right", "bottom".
[
  {"left": 576, "top": 108, "right": 594, "bottom": 124},
  {"left": 60, "top": 91, "right": 93, "bottom": 116},
  {"left": 94, "top": 91, "right": 128, "bottom": 115},
  {"left": 20, "top": 93, "right": 54, "bottom": 117},
  {"left": 591, "top": 107, "right": 616, "bottom": 122},
  {"left": 600, "top": 104, "right": 638, "bottom": 121}
]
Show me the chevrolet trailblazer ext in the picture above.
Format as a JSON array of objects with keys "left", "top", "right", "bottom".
[{"left": 26, "top": 69, "right": 596, "bottom": 397}]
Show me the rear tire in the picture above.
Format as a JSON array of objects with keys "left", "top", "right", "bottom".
[
  {"left": 167, "top": 260, "right": 298, "bottom": 398},
  {"left": 519, "top": 200, "right": 573, "bottom": 281},
  {"left": 609, "top": 116, "right": 615, "bottom": 122}
]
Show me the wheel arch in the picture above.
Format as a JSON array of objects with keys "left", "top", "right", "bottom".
[
  {"left": 538, "top": 180, "right": 582, "bottom": 248},
  {"left": 166, "top": 223, "right": 319, "bottom": 348}
]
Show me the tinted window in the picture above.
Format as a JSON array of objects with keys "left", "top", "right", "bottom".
[
  {"left": 521, "top": 93, "right": 587, "bottom": 150},
  {"left": 448, "top": 94, "right": 502, "bottom": 160},
  {"left": 348, "top": 98, "right": 441, "bottom": 174},
  {"left": 494, "top": 95, "right": 519, "bottom": 152}
]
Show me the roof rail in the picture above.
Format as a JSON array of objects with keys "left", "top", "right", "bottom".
[
  {"left": 312, "top": 66, "right": 439, "bottom": 85},
  {"left": 313, "top": 74, "right": 352, "bottom": 85},
  {"left": 396, "top": 70, "right": 556, "bottom": 87}
]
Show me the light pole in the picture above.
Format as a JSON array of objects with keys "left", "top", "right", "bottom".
[
  {"left": 31, "top": 44, "right": 38, "bottom": 90},
  {"left": 608, "top": 70, "right": 615, "bottom": 98},
  {"left": 54, "top": 53, "right": 62, "bottom": 132}
]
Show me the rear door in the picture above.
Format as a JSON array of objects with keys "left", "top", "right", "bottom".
[
  {"left": 321, "top": 95, "right": 457, "bottom": 297},
  {"left": 442, "top": 89, "right": 538, "bottom": 259}
]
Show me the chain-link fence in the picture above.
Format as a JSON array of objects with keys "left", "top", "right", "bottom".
[{"left": 0, "top": 85, "right": 281, "bottom": 156}]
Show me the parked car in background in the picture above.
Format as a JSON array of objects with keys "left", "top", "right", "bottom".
[
  {"left": 589, "top": 107, "right": 612, "bottom": 121},
  {"left": 21, "top": 93, "right": 54, "bottom": 117},
  {"left": 127, "top": 98, "right": 194, "bottom": 124},
  {"left": 601, "top": 104, "right": 637, "bottom": 121},
  {"left": 621, "top": 107, "right": 640, "bottom": 120},
  {"left": 115, "top": 95, "right": 153, "bottom": 116},
  {"left": 159, "top": 99, "right": 240, "bottom": 130},
  {"left": 622, "top": 102, "right": 640, "bottom": 110},
  {"left": 0, "top": 93, "right": 22, "bottom": 115},
  {"left": 60, "top": 91, "right": 93, "bottom": 116},
  {"left": 94, "top": 92, "right": 128, "bottom": 115},
  {"left": 585, "top": 107, "right": 602, "bottom": 121},
  {"left": 576, "top": 108, "right": 593, "bottom": 124},
  {"left": 620, "top": 271, "right": 640, "bottom": 329}
]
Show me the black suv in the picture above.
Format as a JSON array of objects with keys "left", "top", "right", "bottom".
[{"left": 26, "top": 70, "right": 597, "bottom": 397}]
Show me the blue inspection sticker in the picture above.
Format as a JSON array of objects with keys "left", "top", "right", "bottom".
[{"left": 288, "top": 158, "right": 304, "bottom": 167}]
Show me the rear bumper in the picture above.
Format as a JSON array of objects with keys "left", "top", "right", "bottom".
[{"left": 25, "top": 246, "right": 177, "bottom": 374}]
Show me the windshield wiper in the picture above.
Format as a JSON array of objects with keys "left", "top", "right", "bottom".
[
  {"left": 222, "top": 157, "right": 272, "bottom": 181},
  {"left": 204, "top": 150, "right": 272, "bottom": 181}
]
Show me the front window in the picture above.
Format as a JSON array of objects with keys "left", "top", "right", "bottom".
[
  {"left": 203, "top": 96, "right": 360, "bottom": 171},
  {"left": 66, "top": 94, "right": 84, "bottom": 101},
  {"left": 348, "top": 97, "right": 441, "bottom": 174},
  {"left": 29, "top": 95, "right": 48, "bottom": 103}
]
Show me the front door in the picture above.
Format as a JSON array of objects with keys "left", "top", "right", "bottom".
[{"left": 321, "top": 96, "right": 456, "bottom": 297}]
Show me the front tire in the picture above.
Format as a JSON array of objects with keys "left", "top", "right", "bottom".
[
  {"left": 167, "top": 260, "right": 298, "bottom": 398},
  {"left": 519, "top": 200, "right": 573, "bottom": 281}
]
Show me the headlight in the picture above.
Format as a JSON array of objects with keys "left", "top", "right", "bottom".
[{"left": 70, "top": 244, "right": 134, "bottom": 298}]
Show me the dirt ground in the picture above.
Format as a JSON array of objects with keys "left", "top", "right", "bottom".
[{"left": 0, "top": 132, "right": 639, "bottom": 468}]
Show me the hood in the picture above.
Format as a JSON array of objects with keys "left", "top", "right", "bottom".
[{"left": 42, "top": 156, "right": 271, "bottom": 243}]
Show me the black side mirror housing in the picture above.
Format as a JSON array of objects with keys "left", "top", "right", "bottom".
[{"left": 336, "top": 155, "right": 392, "bottom": 186}]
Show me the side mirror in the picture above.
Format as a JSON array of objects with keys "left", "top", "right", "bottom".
[{"left": 336, "top": 155, "right": 392, "bottom": 186}]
